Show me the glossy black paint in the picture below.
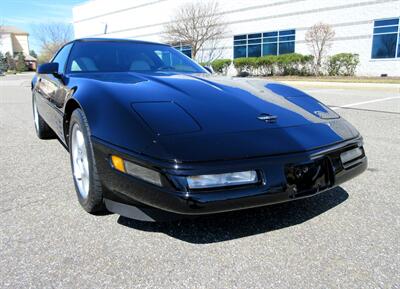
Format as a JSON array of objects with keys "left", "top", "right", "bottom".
[{"left": 32, "top": 38, "right": 367, "bottom": 218}]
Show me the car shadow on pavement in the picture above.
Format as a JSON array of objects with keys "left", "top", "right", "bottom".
[{"left": 117, "top": 186, "right": 348, "bottom": 244}]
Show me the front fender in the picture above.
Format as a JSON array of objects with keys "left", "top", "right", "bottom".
[{"left": 67, "top": 80, "right": 171, "bottom": 160}]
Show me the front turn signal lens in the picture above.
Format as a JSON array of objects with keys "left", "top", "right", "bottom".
[
  {"left": 110, "top": 155, "right": 162, "bottom": 186},
  {"left": 111, "top": 155, "right": 126, "bottom": 173}
]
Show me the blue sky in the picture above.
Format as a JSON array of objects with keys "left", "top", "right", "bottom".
[{"left": 1, "top": 0, "right": 87, "bottom": 53}]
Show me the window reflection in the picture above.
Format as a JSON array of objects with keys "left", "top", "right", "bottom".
[
  {"left": 371, "top": 18, "right": 399, "bottom": 59},
  {"left": 234, "top": 30, "right": 295, "bottom": 58},
  {"left": 372, "top": 34, "right": 397, "bottom": 58},
  {"left": 173, "top": 44, "right": 192, "bottom": 58}
]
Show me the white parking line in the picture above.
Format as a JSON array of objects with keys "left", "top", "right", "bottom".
[
  {"left": 331, "top": 96, "right": 400, "bottom": 110},
  {"left": 306, "top": 88, "right": 346, "bottom": 93}
]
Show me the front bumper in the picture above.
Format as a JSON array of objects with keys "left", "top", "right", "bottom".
[{"left": 92, "top": 137, "right": 367, "bottom": 218}]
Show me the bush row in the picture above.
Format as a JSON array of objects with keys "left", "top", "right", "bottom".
[
  {"left": 233, "top": 53, "right": 314, "bottom": 76},
  {"left": 204, "top": 53, "right": 360, "bottom": 77},
  {"left": 210, "top": 59, "right": 232, "bottom": 74}
]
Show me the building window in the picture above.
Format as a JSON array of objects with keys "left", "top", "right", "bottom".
[
  {"left": 247, "top": 33, "right": 262, "bottom": 57},
  {"left": 371, "top": 18, "right": 400, "bottom": 59},
  {"left": 173, "top": 44, "right": 192, "bottom": 58},
  {"left": 234, "top": 30, "right": 295, "bottom": 58}
]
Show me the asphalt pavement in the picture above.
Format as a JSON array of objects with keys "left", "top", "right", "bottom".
[{"left": 1, "top": 73, "right": 399, "bottom": 289}]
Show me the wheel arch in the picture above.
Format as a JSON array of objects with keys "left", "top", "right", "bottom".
[{"left": 64, "top": 98, "right": 82, "bottom": 147}]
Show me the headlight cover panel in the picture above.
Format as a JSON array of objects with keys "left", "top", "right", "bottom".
[{"left": 132, "top": 101, "right": 201, "bottom": 136}]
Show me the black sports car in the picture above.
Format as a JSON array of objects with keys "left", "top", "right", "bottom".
[{"left": 32, "top": 38, "right": 367, "bottom": 221}]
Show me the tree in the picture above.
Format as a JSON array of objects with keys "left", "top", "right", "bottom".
[
  {"left": 164, "top": 1, "right": 227, "bottom": 60},
  {"left": 0, "top": 23, "right": 7, "bottom": 71},
  {"left": 32, "top": 22, "right": 73, "bottom": 62},
  {"left": 196, "top": 37, "right": 225, "bottom": 64},
  {"left": 29, "top": 50, "right": 38, "bottom": 59},
  {"left": 16, "top": 53, "right": 28, "bottom": 72},
  {"left": 5, "top": 52, "right": 16, "bottom": 71},
  {"left": 305, "top": 22, "right": 335, "bottom": 75},
  {"left": 0, "top": 52, "right": 8, "bottom": 71}
]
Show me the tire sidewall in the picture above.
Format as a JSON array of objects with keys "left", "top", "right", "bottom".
[
  {"left": 32, "top": 93, "right": 44, "bottom": 138},
  {"left": 32, "top": 93, "right": 55, "bottom": 139},
  {"left": 32, "top": 93, "right": 39, "bottom": 135},
  {"left": 69, "top": 109, "right": 103, "bottom": 212}
]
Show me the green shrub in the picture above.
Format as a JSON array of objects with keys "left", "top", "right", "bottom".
[
  {"left": 300, "top": 55, "right": 314, "bottom": 76},
  {"left": 328, "top": 53, "right": 359, "bottom": 76},
  {"left": 211, "top": 59, "right": 232, "bottom": 74},
  {"left": 229, "top": 53, "right": 315, "bottom": 77},
  {"left": 274, "top": 53, "right": 314, "bottom": 76},
  {"left": 16, "top": 53, "right": 28, "bottom": 72},
  {"left": 257, "top": 55, "right": 277, "bottom": 76},
  {"left": 233, "top": 57, "right": 258, "bottom": 74}
]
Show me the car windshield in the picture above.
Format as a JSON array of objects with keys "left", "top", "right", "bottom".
[{"left": 66, "top": 41, "right": 206, "bottom": 74}]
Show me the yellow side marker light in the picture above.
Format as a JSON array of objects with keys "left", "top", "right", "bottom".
[{"left": 111, "top": 155, "right": 126, "bottom": 173}]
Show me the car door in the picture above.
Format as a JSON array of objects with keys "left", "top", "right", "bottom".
[{"left": 36, "top": 43, "right": 73, "bottom": 139}]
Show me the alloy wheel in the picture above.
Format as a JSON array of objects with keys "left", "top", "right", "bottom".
[{"left": 71, "top": 123, "right": 90, "bottom": 199}]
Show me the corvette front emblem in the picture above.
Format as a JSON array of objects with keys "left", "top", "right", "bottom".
[{"left": 257, "top": 114, "right": 278, "bottom": 123}]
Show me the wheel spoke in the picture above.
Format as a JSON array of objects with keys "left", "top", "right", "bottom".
[
  {"left": 71, "top": 123, "right": 90, "bottom": 199},
  {"left": 77, "top": 131, "right": 84, "bottom": 147},
  {"left": 33, "top": 97, "right": 39, "bottom": 131},
  {"left": 74, "top": 170, "right": 82, "bottom": 181}
]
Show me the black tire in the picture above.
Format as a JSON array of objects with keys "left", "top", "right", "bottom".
[
  {"left": 69, "top": 108, "right": 106, "bottom": 214},
  {"left": 32, "top": 94, "right": 55, "bottom": 139}
]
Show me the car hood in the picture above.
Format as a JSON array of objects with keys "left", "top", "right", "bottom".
[{"left": 72, "top": 72, "right": 360, "bottom": 162}]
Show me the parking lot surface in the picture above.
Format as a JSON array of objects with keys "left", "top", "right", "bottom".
[{"left": 1, "top": 73, "right": 399, "bottom": 288}]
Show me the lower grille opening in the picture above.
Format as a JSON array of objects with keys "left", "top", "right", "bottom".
[{"left": 285, "top": 158, "right": 334, "bottom": 198}]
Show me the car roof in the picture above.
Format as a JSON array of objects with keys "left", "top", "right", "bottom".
[{"left": 73, "top": 38, "right": 170, "bottom": 47}]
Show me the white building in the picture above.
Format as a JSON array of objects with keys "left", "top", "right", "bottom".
[
  {"left": 0, "top": 26, "right": 37, "bottom": 70},
  {"left": 0, "top": 26, "right": 30, "bottom": 56},
  {"left": 73, "top": 0, "right": 400, "bottom": 76}
]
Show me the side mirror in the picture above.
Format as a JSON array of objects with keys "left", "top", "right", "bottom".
[
  {"left": 203, "top": 65, "right": 214, "bottom": 74},
  {"left": 37, "top": 62, "right": 59, "bottom": 75}
]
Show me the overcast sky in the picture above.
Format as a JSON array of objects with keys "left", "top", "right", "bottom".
[{"left": 1, "top": 0, "right": 87, "bottom": 53}]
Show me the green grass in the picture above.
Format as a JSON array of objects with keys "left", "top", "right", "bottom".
[{"left": 265, "top": 76, "right": 400, "bottom": 84}]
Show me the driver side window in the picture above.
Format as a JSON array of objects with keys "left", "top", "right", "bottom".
[{"left": 52, "top": 43, "right": 73, "bottom": 74}]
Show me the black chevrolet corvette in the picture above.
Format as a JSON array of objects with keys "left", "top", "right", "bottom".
[{"left": 32, "top": 38, "right": 367, "bottom": 221}]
